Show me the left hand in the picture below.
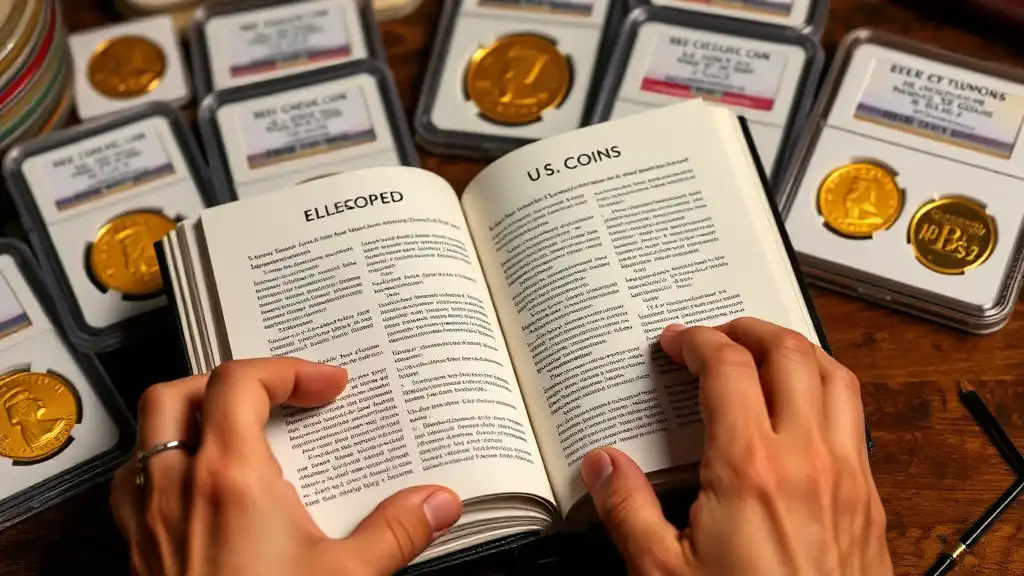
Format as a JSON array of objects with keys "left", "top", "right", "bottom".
[{"left": 110, "top": 357, "right": 462, "bottom": 576}]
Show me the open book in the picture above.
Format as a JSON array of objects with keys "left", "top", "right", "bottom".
[{"left": 159, "top": 100, "right": 822, "bottom": 564}]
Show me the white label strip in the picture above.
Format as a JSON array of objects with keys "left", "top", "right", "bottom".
[
  {"left": 46, "top": 128, "right": 175, "bottom": 213},
  {"left": 226, "top": 2, "right": 353, "bottom": 79},
  {"left": 854, "top": 58, "right": 1024, "bottom": 159},
  {"left": 641, "top": 34, "right": 789, "bottom": 111},
  {"left": 239, "top": 88, "right": 377, "bottom": 170}
]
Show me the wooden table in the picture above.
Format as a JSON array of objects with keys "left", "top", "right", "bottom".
[{"left": 2, "top": 0, "right": 1024, "bottom": 574}]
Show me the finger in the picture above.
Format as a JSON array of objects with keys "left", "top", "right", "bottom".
[
  {"left": 110, "top": 463, "right": 142, "bottom": 545},
  {"left": 137, "top": 375, "right": 207, "bottom": 474},
  {"left": 110, "top": 464, "right": 159, "bottom": 576},
  {"left": 814, "top": 347, "right": 868, "bottom": 459},
  {"left": 581, "top": 448, "right": 686, "bottom": 574},
  {"left": 716, "top": 317, "right": 824, "bottom": 434},
  {"left": 335, "top": 486, "right": 462, "bottom": 575},
  {"left": 660, "top": 324, "right": 771, "bottom": 438},
  {"left": 201, "top": 358, "right": 347, "bottom": 459},
  {"left": 135, "top": 375, "right": 209, "bottom": 574}
]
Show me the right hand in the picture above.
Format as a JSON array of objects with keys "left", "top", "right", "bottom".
[{"left": 580, "top": 317, "right": 894, "bottom": 576}]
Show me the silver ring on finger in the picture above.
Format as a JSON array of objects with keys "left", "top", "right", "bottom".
[{"left": 135, "top": 440, "right": 194, "bottom": 490}]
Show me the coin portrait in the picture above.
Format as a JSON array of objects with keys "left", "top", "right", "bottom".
[
  {"left": 89, "top": 211, "right": 177, "bottom": 296},
  {"left": 908, "top": 197, "right": 996, "bottom": 275},
  {"left": 818, "top": 162, "right": 903, "bottom": 238},
  {"left": 87, "top": 35, "right": 166, "bottom": 98},
  {"left": 0, "top": 371, "right": 79, "bottom": 463},
  {"left": 465, "top": 34, "right": 571, "bottom": 125}
]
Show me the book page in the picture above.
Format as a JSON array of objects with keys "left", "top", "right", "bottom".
[
  {"left": 197, "top": 167, "right": 555, "bottom": 537},
  {"left": 461, "top": 101, "right": 818, "bottom": 511}
]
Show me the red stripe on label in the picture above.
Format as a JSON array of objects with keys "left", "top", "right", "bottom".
[{"left": 640, "top": 78, "right": 775, "bottom": 112}]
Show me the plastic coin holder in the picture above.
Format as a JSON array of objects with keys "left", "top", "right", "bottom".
[
  {"left": 198, "top": 59, "right": 419, "bottom": 202},
  {"left": 67, "top": 14, "right": 192, "bottom": 121},
  {"left": 189, "top": 0, "right": 388, "bottom": 100},
  {"left": 2, "top": 103, "right": 222, "bottom": 353},
  {"left": 0, "top": 239, "right": 134, "bottom": 531},
  {"left": 373, "top": 0, "right": 425, "bottom": 21},
  {"left": 778, "top": 29, "right": 1024, "bottom": 334},
  {"left": 414, "top": 0, "right": 628, "bottom": 159},
  {"left": 627, "top": 0, "right": 828, "bottom": 37},
  {"left": 590, "top": 6, "right": 823, "bottom": 190},
  {"left": 117, "top": 0, "right": 423, "bottom": 26}
]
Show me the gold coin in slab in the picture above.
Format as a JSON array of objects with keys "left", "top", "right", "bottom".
[
  {"left": 0, "top": 371, "right": 78, "bottom": 463},
  {"left": 818, "top": 162, "right": 903, "bottom": 238},
  {"left": 908, "top": 197, "right": 996, "bottom": 275},
  {"left": 90, "top": 211, "right": 177, "bottom": 296},
  {"left": 465, "top": 34, "right": 570, "bottom": 125},
  {"left": 88, "top": 35, "right": 166, "bottom": 98}
]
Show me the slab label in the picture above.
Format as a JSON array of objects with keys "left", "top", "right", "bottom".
[
  {"left": 224, "top": 1, "right": 353, "bottom": 79},
  {"left": 239, "top": 88, "right": 377, "bottom": 169},
  {"left": 46, "top": 127, "right": 175, "bottom": 212},
  {"left": 641, "top": 34, "right": 788, "bottom": 111},
  {"left": 854, "top": 58, "right": 1024, "bottom": 158}
]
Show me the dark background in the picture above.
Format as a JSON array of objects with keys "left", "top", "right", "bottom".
[{"left": 2, "top": 0, "right": 1024, "bottom": 574}]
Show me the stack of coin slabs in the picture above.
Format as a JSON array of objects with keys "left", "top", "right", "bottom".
[
  {"left": 0, "top": 239, "right": 134, "bottom": 530},
  {"left": 115, "top": 0, "right": 210, "bottom": 36},
  {"left": 68, "top": 14, "right": 192, "bottom": 121},
  {"left": 589, "top": 6, "right": 824, "bottom": 190},
  {"left": 190, "top": 0, "right": 387, "bottom": 101},
  {"left": 628, "top": 0, "right": 829, "bottom": 38},
  {"left": 198, "top": 59, "right": 418, "bottom": 202},
  {"left": 0, "top": 0, "right": 74, "bottom": 155},
  {"left": 414, "top": 0, "right": 628, "bottom": 159},
  {"left": 779, "top": 29, "right": 1024, "bottom": 333},
  {"left": 1, "top": 103, "right": 224, "bottom": 352}
]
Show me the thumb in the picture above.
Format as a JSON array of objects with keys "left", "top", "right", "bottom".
[
  {"left": 334, "top": 486, "right": 462, "bottom": 575},
  {"left": 582, "top": 448, "right": 687, "bottom": 574}
]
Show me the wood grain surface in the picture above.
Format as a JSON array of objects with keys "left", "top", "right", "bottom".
[{"left": 2, "top": 1, "right": 1023, "bottom": 574}]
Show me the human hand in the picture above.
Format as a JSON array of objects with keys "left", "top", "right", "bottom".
[
  {"left": 580, "top": 317, "right": 893, "bottom": 576},
  {"left": 110, "top": 358, "right": 462, "bottom": 576}
]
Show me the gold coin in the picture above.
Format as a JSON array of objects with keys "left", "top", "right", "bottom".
[
  {"left": 90, "top": 211, "right": 176, "bottom": 296},
  {"left": 87, "top": 35, "right": 166, "bottom": 99},
  {"left": 0, "top": 371, "right": 78, "bottom": 463},
  {"left": 818, "top": 162, "right": 903, "bottom": 238},
  {"left": 908, "top": 197, "right": 996, "bottom": 275},
  {"left": 466, "top": 34, "right": 570, "bottom": 125}
]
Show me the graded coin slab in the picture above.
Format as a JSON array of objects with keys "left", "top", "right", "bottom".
[
  {"left": 0, "top": 37, "right": 70, "bottom": 150},
  {"left": 0, "top": 0, "right": 47, "bottom": 93},
  {"left": 0, "top": 0, "right": 69, "bottom": 153},
  {"left": 200, "top": 59, "right": 418, "bottom": 202},
  {"left": 779, "top": 29, "right": 1024, "bottom": 333},
  {"left": 2, "top": 104, "right": 217, "bottom": 352},
  {"left": 628, "top": 0, "right": 829, "bottom": 37},
  {"left": 68, "top": 14, "right": 192, "bottom": 120},
  {"left": 414, "top": 0, "right": 623, "bottom": 159},
  {"left": 0, "top": 240, "right": 133, "bottom": 531},
  {"left": 38, "top": 78, "right": 75, "bottom": 136},
  {"left": 589, "top": 6, "right": 823, "bottom": 189},
  {"left": 190, "top": 0, "right": 386, "bottom": 98},
  {"left": 0, "top": 0, "right": 58, "bottom": 117}
]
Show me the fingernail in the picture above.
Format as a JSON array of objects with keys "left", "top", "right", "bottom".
[
  {"left": 581, "top": 449, "right": 613, "bottom": 491},
  {"left": 423, "top": 490, "right": 461, "bottom": 532}
]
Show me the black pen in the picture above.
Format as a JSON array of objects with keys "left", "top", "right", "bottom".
[
  {"left": 959, "top": 381, "right": 1024, "bottom": 475},
  {"left": 923, "top": 477, "right": 1024, "bottom": 576}
]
